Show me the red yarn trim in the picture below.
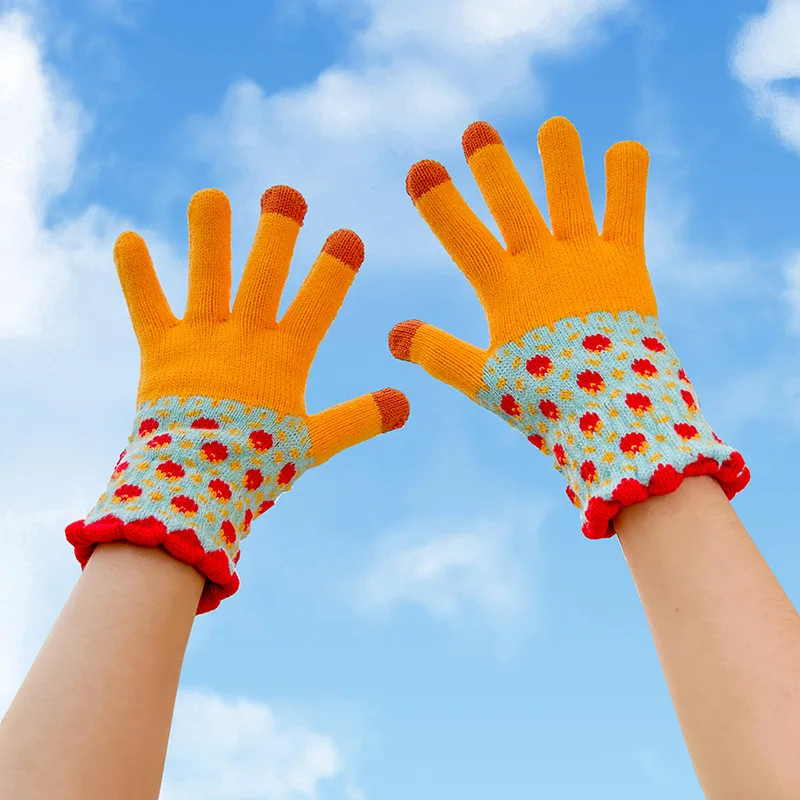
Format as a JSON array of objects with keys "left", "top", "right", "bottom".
[
  {"left": 579, "top": 451, "right": 751, "bottom": 540},
  {"left": 65, "top": 515, "right": 240, "bottom": 614}
]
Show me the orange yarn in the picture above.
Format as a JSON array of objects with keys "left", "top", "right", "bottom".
[
  {"left": 116, "top": 186, "right": 408, "bottom": 466},
  {"left": 389, "top": 117, "right": 749, "bottom": 541},
  {"left": 392, "top": 117, "right": 657, "bottom": 400}
]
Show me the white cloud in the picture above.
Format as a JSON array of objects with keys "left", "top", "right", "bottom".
[
  {"left": 359, "top": 0, "right": 629, "bottom": 53},
  {"left": 0, "top": 10, "right": 86, "bottom": 337},
  {"left": 272, "top": 62, "right": 473, "bottom": 143},
  {"left": 0, "top": 11, "right": 185, "bottom": 340},
  {"left": 732, "top": 0, "right": 800, "bottom": 151},
  {"left": 357, "top": 511, "right": 538, "bottom": 629},
  {"left": 0, "top": 9, "right": 182, "bottom": 340},
  {"left": 193, "top": 0, "right": 632, "bottom": 267},
  {"left": 161, "top": 689, "right": 344, "bottom": 800}
]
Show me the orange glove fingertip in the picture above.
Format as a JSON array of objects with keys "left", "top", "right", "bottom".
[
  {"left": 260, "top": 184, "right": 308, "bottom": 225},
  {"left": 462, "top": 120, "right": 503, "bottom": 161},
  {"left": 406, "top": 160, "right": 450, "bottom": 203},
  {"left": 322, "top": 229, "right": 365, "bottom": 272},
  {"left": 372, "top": 388, "right": 410, "bottom": 432},
  {"left": 388, "top": 320, "right": 424, "bottom": 362}
]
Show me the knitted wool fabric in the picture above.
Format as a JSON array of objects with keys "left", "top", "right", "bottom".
[
  {"left": 67, "top": 187, "right": 409, "bottom": 613},
  {"left": 389, "top": 117, "right": 748, "bottom": 538}
]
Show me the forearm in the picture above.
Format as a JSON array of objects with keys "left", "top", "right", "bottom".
[
  {"left": 0, "top": 542, "right": 203, "bottom": 800},
  {"left": 617, "top": 477, "right": 800, "bottom": 799}
]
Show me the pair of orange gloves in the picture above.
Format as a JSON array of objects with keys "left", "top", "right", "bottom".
[{"left": 66, "top": 117, "right": 749, "bottom": 614}]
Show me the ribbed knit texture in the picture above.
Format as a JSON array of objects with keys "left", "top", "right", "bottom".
[
  {"left": 390, "top": 117, "right": 748, "bottom": 537},
  {"left": 68, "top": 186, "right": 409, "bottom": 614}
]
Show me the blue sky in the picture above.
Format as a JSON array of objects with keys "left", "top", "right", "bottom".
[{"left": 2, "top": 0, "right": 800, "bottom": 797}]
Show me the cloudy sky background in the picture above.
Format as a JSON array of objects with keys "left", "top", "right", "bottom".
[{"left": 2, "top": 0, "right": 800, "bottom": 797}]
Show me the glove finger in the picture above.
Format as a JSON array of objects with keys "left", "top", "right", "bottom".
[
  {"left": 233, "top": 185, "right": 307, "bottom": 326},
  {"left": 185, "top": 189, "right": 232, "bottom": 323},
  {"left": 462, "top": 121, "right": 550, "bottom": 254},
  {"left": 405, "top": 160, "right": 506, "bottom": 294},
  {"left": 280, "top": 229, "right": 363, "bottom": 347},
  {"left": 307, "top": 388, "right": 410, "bottom": 466},
  {"left": 114, "top": 231, "right": 178, "bottom": 339},
  {"left": 601, "top": 140, "right": 649, "bottom": 246},
  {"left": 389, "top": 320, "right": 487, "bottom": 400},
  {"left": 537, "top": 116, "right": 598, "bottom": 240}
]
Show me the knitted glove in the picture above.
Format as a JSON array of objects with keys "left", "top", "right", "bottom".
[
  {"left": 389, "top": 116, "right": 748, "bottom": 538},
  {"left": 68, "top": 187, "right": 409, "bottom": 613}
]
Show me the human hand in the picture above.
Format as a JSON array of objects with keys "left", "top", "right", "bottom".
[
  {"left": 390, "top": 117, "right": 748, "bottom": 538},
  {"left": 68, "top": 187, "right": 409, "bottom": 612}
]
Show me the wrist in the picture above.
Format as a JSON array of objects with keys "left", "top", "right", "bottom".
[
  {"left": 615, "top": 475, "right": 729, "bottom": 539},
  {"left": 86, "top": 541, "right": 206, "bottom": 602}
]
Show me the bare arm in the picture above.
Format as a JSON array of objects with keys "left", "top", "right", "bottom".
[
  {"left": 0, "top": 187, "right": 407, "bottom": 799},
  {"left": 390, "top": 116, "right": 792, "bottom": 796},
  {"left": 617, "top": 476, "right": 800, "bottom": 799},
  {"left": 0, "top": 542, "right": 203, "bottom": 800}
]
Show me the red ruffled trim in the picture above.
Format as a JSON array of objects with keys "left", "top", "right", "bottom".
[
  {"left": 579, "top": 451, "right": 751, "bottom": 540},
  {"left": 65, "top": 515, "right": 240, "bottom": 615}
]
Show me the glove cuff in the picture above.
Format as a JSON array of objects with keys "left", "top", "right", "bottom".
[
  {"left": 476, "top": 311, "right": 750, "bottom": 538},
  {"left": 577, "top": 448, "right": 748, "bottom": 539},
  {"left": 66, "top": 514, "right": 241, "bottom": 614},
  {"left": 66, "top": 395, "right": 312, "bottom": 613}
]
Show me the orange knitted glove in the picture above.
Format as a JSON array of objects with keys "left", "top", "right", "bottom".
[
  {"left": 68, "top": 187, "right": 409, "bottom": 613},
  {"left": 390, "top": 116, "right": 748, "bottom": 538}
]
